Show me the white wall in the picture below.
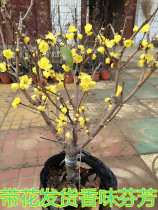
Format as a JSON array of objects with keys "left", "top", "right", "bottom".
[
  {"left": 50, "top": 0, "right": 81, "bottom": 34},
  {"left": 134, "top": 0, "right": 158, "bottom": 44}
]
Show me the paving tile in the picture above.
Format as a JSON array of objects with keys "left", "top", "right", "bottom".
[
  {"left": 18, "top": 177, "right": 34, "bottom": 189},
  {"left": 125, "top": 86, "right": 158, "bottom": 100},
  {"left": 122, "top": 118, "right": 158, "bottom": 154},
  {"left": 0, "top": 169, "right": 20, "bottom": 183},
  {"left": 20, "top": 167, "right": 35, "bottom": 177}
]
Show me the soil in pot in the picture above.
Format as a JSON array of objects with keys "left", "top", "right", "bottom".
[
  {"left": 100, "top": 70, "right": 111, "bottom": 80},
  {"left": 40, "top": 151, "right": 117, "bottom": 210},
  {"left": 90, "top": 73, "right": 100, "bottom": 82},
  {"left": 0, "top": 73, "right": 12, "bottom": 84},
  {"left": 65, "top": 74, "right": 74, "bottom": 83}
]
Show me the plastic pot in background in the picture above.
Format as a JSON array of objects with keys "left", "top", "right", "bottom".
[
  {"left": 100, "top": 69, "right": 111, "bottom": 80},
  {"left": 40, "top": 150, "right": 117, "bottom": 210},
  {"left": 65, "top": 74, "right": 74, "bottom": 83},
  {"left": 90, "top": 72, "right": 100, "bottom": 82},
  {"left": 0, "top": 73, "right": 12, "bottom": 84}
]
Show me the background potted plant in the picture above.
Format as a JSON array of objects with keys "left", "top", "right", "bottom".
[{"left": 1, "top": 1, "right": 158, "bottom": 209}]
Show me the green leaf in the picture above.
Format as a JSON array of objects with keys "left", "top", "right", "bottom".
[{"left": 61, "top": 46, "right": 73, "bottom": 67}]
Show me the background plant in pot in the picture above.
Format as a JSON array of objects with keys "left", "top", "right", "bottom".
[{"left": 1, "top": 2, "right": 158, "bottom": 209}]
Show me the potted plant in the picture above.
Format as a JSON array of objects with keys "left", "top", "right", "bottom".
[
  {"left": 1, "top": 2, "right": 158, "bottom": 209},
  {"left": 0, "top": 72, "right": 12, "bottom": 83}
]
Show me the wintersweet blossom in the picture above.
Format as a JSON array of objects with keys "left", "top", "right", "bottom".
[
  {"left": 62, "top": 64, "right": 70, "bottom": 72},
  {"left": 24, "top": 36, "right": 30, "bottom": 44},
  {"left": 104, "top": 97, "right": 110, "bottom": 103},
  {"left": 115, "top": 85, "right": 123, "bottom": 97},
  {"left": 105, "top": 39, "right": 114, "bottom": 48},
  {"left": 141, "top": 24, "right": 150, "bottom": 33},
  {"left": 110, "top": 52, "right": 117, "bottom": 58},
  {"left": 78, "top": 73, "right": 96, "bottom": 91},
  {"left": 78, "top": 45, "right": 84, "bottom": 51},
  {"left": 97, "top": 47, "right": 105, "bottom": 54},
  {"left": 69, "top": 26, "right": 77, "bottom": 33},
  {"left": 3, "top": 49, "right": 14, "bottom": 59},
  {"left": 37, "top": 106, "right": 46, "bottom": 112},
  {"left": 77, "top": 34, "right": 83, "bottom": 39},
  {"left": 124, "top": 40, "right": 134, "bottom": 47},
  {"left": 12, "top": 98, "right": 21, "bottom": 108},
  {"left": 0, "top": 62, "right": 7, "bottom": 72},
  {"left": 66, "top": 132, "right": 72, "bottom": 139},
  {"left": 45, "top": 32, "right": 56, "bottom": 46},
  {"left": 91, "top": 54, "right": 96, "bottom": 60},
  {"left": 38, "top": 57, "right": 52, "bottom": 71},
  {"left": 39, "top": 40, "right": 49, "bottom": 55},
  {"left": 148, "top": 43, "right": 154, "bottom": 51},
  {"left": 84, "top": 23, "right": 93, "bottom": 36},
  {"left": 61, "top": 108, "right": 67, "bottom": 114},
  {"left": 141, "top": 40, "right": 148, "bottom": 50},
  {"left": 19, "top": 75, "right": 32, "bottom": 90},
  {"left": 106, "top": 58, "right": 111, "bottom": 64},
  {"left": 11, "top": 83, "right": 19, "bottom": 90},
  {"left": 55, "top": 73, "right": 64, "bottom": 82},
  {"left": 86, "top": 48, "right": 92, "bottom": 54},
  {"left": 133, "top": 25, "right": 139, "bottom": 32},
  {"left": 138, "top": 59, "right": 145, "bottom": 67},
  {"left": 74, "top": 54, "right": 83, "bottom": 63},
  {"left": 58, "top": 128, "right": 63, "bottom": 135},
  {"left": 114, "top": 34, "right": 121, "bottom": 43},
  {"left": 66, "top": 33, "right": 74, "bottom": 40}
]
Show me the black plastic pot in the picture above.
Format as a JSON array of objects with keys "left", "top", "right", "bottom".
[{"left": 40, "top": 150, "right": 117, "bottom": 210}]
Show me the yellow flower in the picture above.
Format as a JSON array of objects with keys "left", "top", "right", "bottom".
[
  {"left": 78, "top": 45, "right": 84, "bottom": 51},
  {"left": 104, "top": 97, "right": 110, "bottom": 102},
  {"left": 86, "top": 48, "right": 92, "bottom": 54},
  {"left": 38, "top": 57, "right": 52, "bottom": 71},
  {"left": 24, "top": 36, "right": 30, "bottom": 44},
  {"left": 111, "top": 63, "right": 114, "bottom": 68},
  {"left": 105, "top": 39, "right": 114, "bottom": 48},
  {"left": 138, "top": 59, "right": 145, "bottom": 67},
  {"left": 31, "top": 95, "right": 37, "bottom": 101},
  {"left": 114, "top": 34, "right": 121, "bottom": 43},
  {"left": 97, "top": 34, "right": 106, "bottom": 42},
  {"left": 55, "top": 73, "right": 64, "bottom": 82},
  {"left": 66, "top": 33, "right": 74, "bottom": 40},
  {"left": 43, "top": 71, "right": 50, "bottom": 78},
  {"left": 71, "top": 49, "right": 76, "bottom": 56},
  {"left": 74, "top": 54, "right": 83, "bottom": 63},
  {"left": 66, "top": 132, "right": 72, "bottom": 139},
  {"left": 142, "top": 40, "right": 148, "bottom": 50},
  {"left": 76, "top": 113, "right": 79, "bottom": 118},
  {"left": 3, "top": 49, "right": 14, "bottom": 59},
  {"left": 106, "top": 58, "right": 111, "bottom": 64},
  {"left": 11, "top": 83, "right": 19, "bottom": 90},
  {"left": 62, "top": 64, "right": 70, "bottom": 72},
  {"left": 141, "top": 24, "right": 150, "bottom": 33},
  {"left": 145, "top": 52, "right": 154, "bottom": 64},
  {"left": 49, "top": 70, "right": 55, "bottom": 78},
  {"left": 78, "top": 73, "right": 96, "bottom": 91},
  {"left": 69, "top": 26, "right": 77, "bottom": 33},
  {"left": 109, "top": 104, "right": 112, "bottom": 109},
  {"left": 78, "top": 34, "right": 83, "bottom": 39},
  {"left": 59, "top": 114, "right": 65, "bottom": 121},
  {"left": 32, "top": 67, "right": 37, "bottom": 74},
  {"left": 86, "top": 118, "right": 90, "bottom": 122},
  {"left": 140, "top": 54, "right": 145, "bottom": 60},
  {"left": 42, "top": 95, "right": 47, "bottom": 101},
  {"left": 124, "top": 40, "right": 134, "bottom": 47},
  {"left": 60, "top": 42, "right": 65, "bottom": 47},
  {"left": 85, "top": 130, "right": 89, "bottom": 134},
  {"left": 84, "top": 23, "right": 93, "bottom": 36},
  {"left": 12, "top": 97, "right": 21, "bottom": 108},
  {"left": 91, "top": 54, "right": 96, "bottom": 60},
  {"left": 73, "top": 118, "right": 77, "bottom": 121},
  {"left": 37, "top": 39, "right": 41, "bottom": 44},
  {"left": 115, "top": 85, "right": 122, "bottom": 97},
  {"left": 39, "top": 40, "right": 49, "bottom": 55},
  {"left": 148, "top": 43, "right": 154, "bottom": 51},
  {"left": 0, "top": 62, "right": 7, "bottom": 72},
  {"left": 58, "top": 128, "right": 63, "bottom": 135},
  {"left": 133, "top": 25, "right": 139, "bottom": 32},
  {"left": 19, "top": 75, "right": 32, "bottom": 90},
  {"left": 45, "top": 32, "right": 56, "bottom": 47},
  {"left": 46, "top": 85, "right": 57, "bottom": 94},
  {"left": 37, "top": 106, "right": 45, "bottom": 112},
  {"left": 110, "top": 52, "right": 117, "bottom": 58},
  {"left": 58, "top": 82, "right": 64, "bottom": 87},
  {"left": 61, "top": 107, "right": 67, "bottom": 114},
  {"left": 97, "top": 47, "right": 105, "bottom": 54},
  {"left": 57, "top": 33, "right": 60, "bottom": 37}
]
